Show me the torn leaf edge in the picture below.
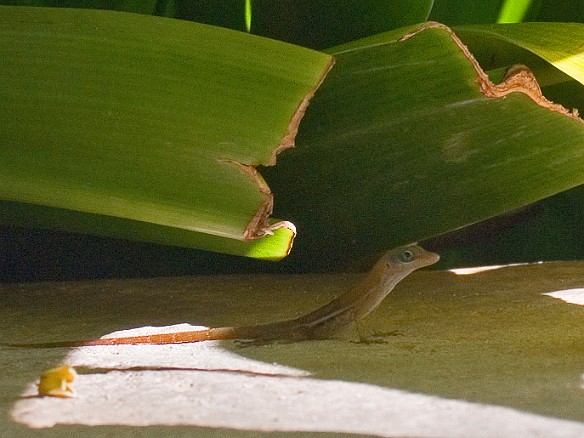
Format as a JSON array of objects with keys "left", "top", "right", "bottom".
[
  {"left": 228, "top": 57, "right": 335, "bottom": 243},
  {"left": 401, "top": 22, "right": 583, "bottom": 124},
  {"left": 270, "top": 57, "right": 336, "bottom": 166}
]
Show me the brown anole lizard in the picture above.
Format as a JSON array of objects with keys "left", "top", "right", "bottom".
[{"left": 6, "top": 245, "right": 438, "bottom": 347}]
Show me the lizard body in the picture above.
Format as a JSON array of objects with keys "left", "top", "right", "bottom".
[{"left": 6, "top": 245, "right": 438, "bottom": 348}]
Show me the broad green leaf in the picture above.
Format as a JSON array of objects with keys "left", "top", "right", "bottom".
[
  {"left": 429, "top": 0, "right": 508, "bottom": 25},
  {"left": 172, "top": 0, "right": 248, "bottom": 31},
  {"left": 159, "top": 0, "right": 434, "bottom": 46},
  {"left": 430, "top": 22, "right": 584, "bottom": 265},
  {"left": 534, "top": 0, "right": 584, "bottom": 23},
  {"left": 243, "top": 0, "right": 435, "bottom": 50},
  {"left": 265, "top": 22, "right": 584, "bottom": 267},
  {"left": 0, "top": 6, "right": 332, "bottom": 260},
  {"left": 0, "top": 200, "right": 295, "bottom": 261},
  {"left": 497, "top": 0, "right": 537, "bottom": 23},
  {"left": 0, "top": 0, "right": 161, "bottom": 14},
  {"left": 455, "top": 23, "right": 584, "bottom": 87}
]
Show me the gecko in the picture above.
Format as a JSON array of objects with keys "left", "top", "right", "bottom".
[{"left": 5, "top": 245, "right": 438, "bottom": 348}]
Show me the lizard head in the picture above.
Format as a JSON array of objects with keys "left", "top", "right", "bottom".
[{"left": 385, "top": 244, "right": 440, "bottom": 270}]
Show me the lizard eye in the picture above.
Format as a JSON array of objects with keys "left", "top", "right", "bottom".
[{"left": 398, "top": 250, "right": 415, "bottom": 263}]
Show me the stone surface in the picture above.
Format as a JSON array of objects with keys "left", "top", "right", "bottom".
[{"left": 2, "top": 262, "right": 584, "bottom": 436}]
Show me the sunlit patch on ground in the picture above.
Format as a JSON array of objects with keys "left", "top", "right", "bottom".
[
  {"left": 449, "top": 262, "right": 538, "bottom": 275},
  {"left": 543, "top": 288, "right": 584, "bottom": 305},
  {"left": 11, "top": 324, "right": 584, "bottom": 437}
]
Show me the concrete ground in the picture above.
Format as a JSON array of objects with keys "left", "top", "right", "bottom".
[{"left": 2, "top": 261, "right": 584, "bottom": 437}]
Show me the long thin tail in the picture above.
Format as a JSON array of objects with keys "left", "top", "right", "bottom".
[{"left": 3, "top": 326, "right": 250, "bottom": 348}]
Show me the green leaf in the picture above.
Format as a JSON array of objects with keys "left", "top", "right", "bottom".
[
  {"left": 265, "top": 22, "right": 584, "bottom": 267},
  {"left": 0, "top": 0, "right": 161, "bottom": 14},
  {"left": 0, "top": 201, "right": 295, "bottom": 260},
  {"left": 534, "top": 0, "right": 584, "bottom": 23},
  {"left": 497, "top": 0, "right": 536, "bottom": 23},
  {"left": 165, "top": 0, "right": 434, "bottom": 45},
  {"left": 429, "top": 0, "right": 506, "bottom": 25},
  {"left": 455, "top": 23, "right": 584, "bottom": 87},
  {"left": 416, "top": 23, "right": 584, "bottom": 265},
  {"left": 172, "top": 0, "right": 248, "bottom": 32},
  {"left": 0, "top": 6, "right": 332, "bottom": 260},
  {"left": 245, "top": 0, "right": 435, "bottom": 49}
]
